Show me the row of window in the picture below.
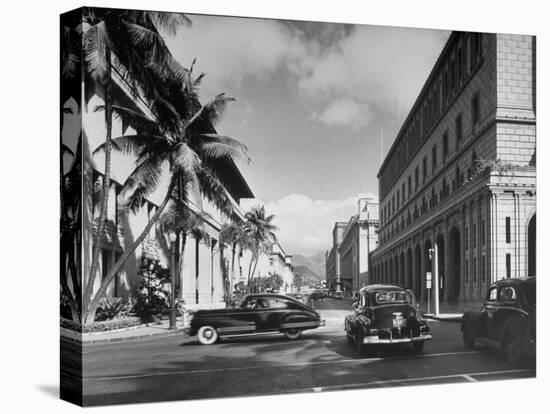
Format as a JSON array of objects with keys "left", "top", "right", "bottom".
[
  {"left": 382, "top": 92, "right": 481, "bottom": 228},
  {"left": 380, "top": 33, "right": 483, "bottom": 199}
]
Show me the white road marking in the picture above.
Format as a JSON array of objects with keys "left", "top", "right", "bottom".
[
  {"left": 87, "top": 350, "right": 493, "bottom": 381},
  {"left": 313, "top": 387, "right": 323, "bottom": 392},
  {"left": 462, "top": 375, "right": 478, "bottom": 382},
  {"left": 293, "top": 369, "right": 533, "bottom": 393}
]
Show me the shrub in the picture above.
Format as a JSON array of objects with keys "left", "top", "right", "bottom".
[
  {"left": 133, "top": 259, "right": 172, "bottom": 321},
  {"left": 60, "top": 316, "right": 142, "bottom": 333},
  {"left": 95, "top": 297, "right": 133, "bottom": 321}
]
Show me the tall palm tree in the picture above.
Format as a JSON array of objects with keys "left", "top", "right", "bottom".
[
  {"left": 61, "top": 16, "right": 83, "bottom": 323},
  {"left": 220, "top": 221, "right": 250, "bottom": 297},
  {"left": 158, "top": 197, "right": 211, "bottom": 301},
  {"left": 80, "top": 8, "right": 189, "bottom": 322},
  {"left": 84, "top": 64, "right": 250, "bottom": 323},
  {"left": 244, "top": 205, "right": 278, "bottom": 285}
]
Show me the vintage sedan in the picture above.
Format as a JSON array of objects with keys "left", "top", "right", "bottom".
[
  {"left": 187, "top": 293, "right": 325, "bottom": 345},
  {"left": 345, "top": 285, "right": 432, "bottom": 356},
  {"left": 461, "top": 277, "right": 536, "bottom": 365}
]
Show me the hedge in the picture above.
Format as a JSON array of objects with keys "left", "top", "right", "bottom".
[{"left": 60, "top": 316, "right": 142, "bottom": 333}]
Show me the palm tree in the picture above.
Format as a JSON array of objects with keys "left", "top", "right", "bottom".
[
  {"left": 244, "top": 205, "right": 278, "bottom": 285},
  {"left": 84, "top": 64, "right": 250, "bottom": 323},
  {"left": 80, "top": 8, "right": 189, "bottom": 322},
  {"left": 220, "top": 221, "right": 250, "bottom": 298},
  {"left": 158, "top": 198, "right": 211, "bottom": 301},
  {"left": 61, "top": 16, "right": 83, "bottom": 323}
]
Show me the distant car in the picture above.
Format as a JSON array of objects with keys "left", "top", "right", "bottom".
[
  {"left": 187, "top": 293, "right": 325, "bottom": 345},
  {"left": 461, "top": 277, "right": 536, "bottom": 365},
  {"left": 344, "top": 285, "right": 432, "bottom": 356}
]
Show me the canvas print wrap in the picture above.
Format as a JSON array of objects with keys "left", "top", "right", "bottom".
[{"left": 60, "top": 6, "right": 536, "bottom": 407}]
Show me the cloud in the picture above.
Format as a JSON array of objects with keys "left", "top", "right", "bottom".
[
  {"left": 166, "top": 15, "right": 449, "bottom": 130},
  {"left": 241, "top": 192, "right": 378, "bottom": 256},
  {"left": 311, "top": 99, "right": 373, "bottom": 129}
]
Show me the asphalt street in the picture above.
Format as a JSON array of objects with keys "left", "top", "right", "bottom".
[{"left": 63, "top": 299, "right": 536, "bottom": 406}]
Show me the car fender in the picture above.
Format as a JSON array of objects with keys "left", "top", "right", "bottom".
[
  {"left": 461, "top": 311, "right": 480, "bottom": 335},
  {"left": 355, "top": 314, "right": 371, "bottom": 336}
]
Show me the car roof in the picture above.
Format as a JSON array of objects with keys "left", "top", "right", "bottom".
[
  {"left": 359, "top": 284, "right": 407, "bottom": 294},
  {"left": 244, "top": 293, "right": 301, "bottom": 302},
  {"left": 490, "top": 277, "right": 536, "bottom": 288}
]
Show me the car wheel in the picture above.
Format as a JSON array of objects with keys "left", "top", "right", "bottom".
[
  {"left": 502, "top": 330, "right": 522, "bottom": 366},
  {"left": 197, "top": 325, "right": 219, "bottom": 345},
  {"left": 462, "top": 323, "right": 476, "bottom": 349},
  {"left": 284, "top": 328, "right": 302, "bottom": 340},
  {"left": 356, "top": 332, "right": 366, "bottom": 356},
  {"left": 411, "top": 341, "right": 424, "bottom": 354}
]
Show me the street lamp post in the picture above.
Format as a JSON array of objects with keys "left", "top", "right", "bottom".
[
  {"left": 428, "top": 245, "right": 440, "bottom": 316},
  {"left": 169, "top": 232, "right": 177, "bottom": 330}
]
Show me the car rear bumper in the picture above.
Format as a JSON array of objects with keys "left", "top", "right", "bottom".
[{"left": 363, "top": 332, "right": 432, "bottom": 344}]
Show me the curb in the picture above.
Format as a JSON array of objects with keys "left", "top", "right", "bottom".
[
  {"left": 423, "top": 314, "right": 463, "bottom": 323},
  {"left": 61, "top": 326, "right": 190, "bottom": 345}
]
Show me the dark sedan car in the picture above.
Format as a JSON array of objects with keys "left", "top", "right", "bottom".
[
  {"left": 345, "top": 285, "right": 431, "bottom": 356},
  {"left": 461, "top": 277, "right": 536, "bottom": 365},
  {"left": 187, "top": 293, "right": 325, "bottom": 345}
]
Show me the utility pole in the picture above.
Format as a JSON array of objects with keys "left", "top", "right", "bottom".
[{"left": 434, "top": 243, "right": 440, "bottom": 316}]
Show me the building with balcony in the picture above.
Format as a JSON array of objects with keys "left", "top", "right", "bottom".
[{"left": 369, "top": 32, "right": 536, "bottom": 305}]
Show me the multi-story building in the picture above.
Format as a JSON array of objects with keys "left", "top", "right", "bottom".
[
  {"left": 339, "top": 198, "right": 379, "bottom": 292},
  {"left": 325, "top": 222, "right": 348, "bottom": 292},
  {"left": 326, "top": 199, "right": 379, "bottom": 294},
  {"left": 369, "top": 32, "right": 536, "bottom": 305}
]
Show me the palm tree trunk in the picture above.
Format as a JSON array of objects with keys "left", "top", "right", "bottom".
[
  {"left": 177, "top": 233, "right": 187, "bottom": 301},
  {"left": 83, "top": 54, "right": 113, "bottom": 316},
  {"left": 229, "top": 244, "right": 236, "bottom": 298},
  {"left": 84, "top": 176, "right": 177, "bottom": 323}
]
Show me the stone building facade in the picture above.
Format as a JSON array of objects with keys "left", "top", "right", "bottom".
[
  {"left": 326, "top": 199, "right": 379, "bottom": 294},
  {"left": 369, "top": 32, "right": 536, "bottom": 305}
]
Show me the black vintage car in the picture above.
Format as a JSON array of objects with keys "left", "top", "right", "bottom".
[
  {"left": 344, "top": 285, "right": 431, "bottom": 356},
  {"left": 187, "top": 293, "right": 325, "bottom": 345},
  {"left": 461, "top": 277, "right": 536, "bottom": 365}
]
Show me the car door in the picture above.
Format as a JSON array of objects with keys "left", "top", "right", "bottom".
[
  {"left": 262, "top": 298, "right": 292, "bottom": 331},
  {"left": 495, "top": 285, "right": 519, "bottom": 338},
  {"left": 482, "top": 286, "right": 498, "bottom": 339}
]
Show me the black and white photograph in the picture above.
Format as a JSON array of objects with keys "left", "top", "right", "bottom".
[
  {"left": 58, "top": 3, "right": 540, "bottom": 407},
  {"left": 4, "top": 1, "right": 548, "bottom": 413}
]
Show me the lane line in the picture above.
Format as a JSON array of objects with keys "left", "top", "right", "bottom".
[
  {"left": 462, "top": 375, "right": 478, "bottom": 382},
  {"left": 292, "top": 369, "right": 534, "bottom": 393},
  {"left": 86, "top": 350, "right": 492, "bottom": 381}
]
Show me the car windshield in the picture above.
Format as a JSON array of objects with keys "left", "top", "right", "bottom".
[
  {"left": 523, "top": 283, "right": 536, "bottom": 306},
  {"left": 373, "top": 291, "right": 412, "bottom": 305}
]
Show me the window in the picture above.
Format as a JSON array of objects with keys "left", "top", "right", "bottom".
[
  {"left": 465, "top": 227, "right": 469, "bottom": 251},
  {"left": 423, "top": 157, "right": 428, "bottom": 182},
  {"left": 455, "top": 115, "right": 463, "bottom": 148},
  {"left": 432, "top": 145, "right": 437, "bottom": 173},
  {"left": 457, "top": 47, "right": 464, "bottom": 81},
  {"left": 481, "top": 220, "right": 486, "bottom": 245},
  {"left": 470, "top": 33, "right": 482, "bottom": 70},
  {"left": 397, "top": 190, "right": 400, "bottom": 209},
  {"left": 101, "top": 249, "right": 110, "bottom": 281},
  {"left": 471, "top": 93, "right": 480, "bottom": 128},
  {"left": 392, "top": 195, "right": 395, "bottom": 215},
  {"left": 402, "top": 182, "right": 406, "bottom": 202},
  {"left": 465, "top": 259, "right": 469, "bottom": 284},
  {"left": 487, "top": 287, "right": 497, "bottom": 302},
  {"left": 505, "top": 217, "right": 511, "bottom": 243},
  {"left": 473, "top": 223, "right": 477, "bottom": 248},
  {"left": 506, "top": 254, "right": 511, "bottom": 278},
  {"left": 408, "top": 175, "right": 412, "bottom": 197},
  {"left": 473, "top": 257, "right": 477, "bottom": 283},
  {"left": 415, "top": 167, "right": 419, "bottom": 190},
  {"left": 499, "top": 286, "right": 517, "bottom": 303},
  {"left": 481, "top": 255, "right": 486, "bottom": 282},
  {"left": 443, "top": 132, "right": 449, "bottom": 160}
]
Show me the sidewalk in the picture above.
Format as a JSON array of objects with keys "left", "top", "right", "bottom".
[
  {"left": 419, "top": 300, "right": 481, "bottom": 322},
  {"left": 61, "top": 319, "right": 190, "bottom": 345}
]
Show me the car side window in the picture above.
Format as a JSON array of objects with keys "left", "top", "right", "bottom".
[
  {"left": 486, "top": 287, "right": 498, "bottom": 303},
  {"left": 498, "top": 286, "right": 517, "bottom": 303},
  {"left": 267, "top": 299, "right": 288, "bottom": 309}
]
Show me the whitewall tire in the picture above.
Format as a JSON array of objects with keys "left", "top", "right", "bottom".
[{"left": 197, "top": 325, "right": 219, "bottom": 345}]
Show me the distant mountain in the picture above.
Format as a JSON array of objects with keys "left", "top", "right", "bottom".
[{"left": 292, "top": 251, "right": 326, "bottom": 279}]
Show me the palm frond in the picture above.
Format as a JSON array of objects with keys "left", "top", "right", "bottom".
[
  {"left": 147, "top": 12, "right": 191, "bottom": 36},
  {"left": 92, "top": 134, "right": 166, "bottom": 156},
  {"left": 185, "top": 93, "right": 235, "bottom": 131},
  {"left": 171, "top": 143, "right": 201, "bottom": 173},
  {"left": 123, "top": 153, "right": 167, "bottom": 213},
  {"left": 83, "top": 20, "right": 111, "bottom": 83},
  {"left": 199, "top": 134, "right": 250, "bottom": 163}
]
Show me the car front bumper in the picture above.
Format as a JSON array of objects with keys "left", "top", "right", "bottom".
[{"left": 363, "top": 332, "right": 432, "bottom": 344}]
